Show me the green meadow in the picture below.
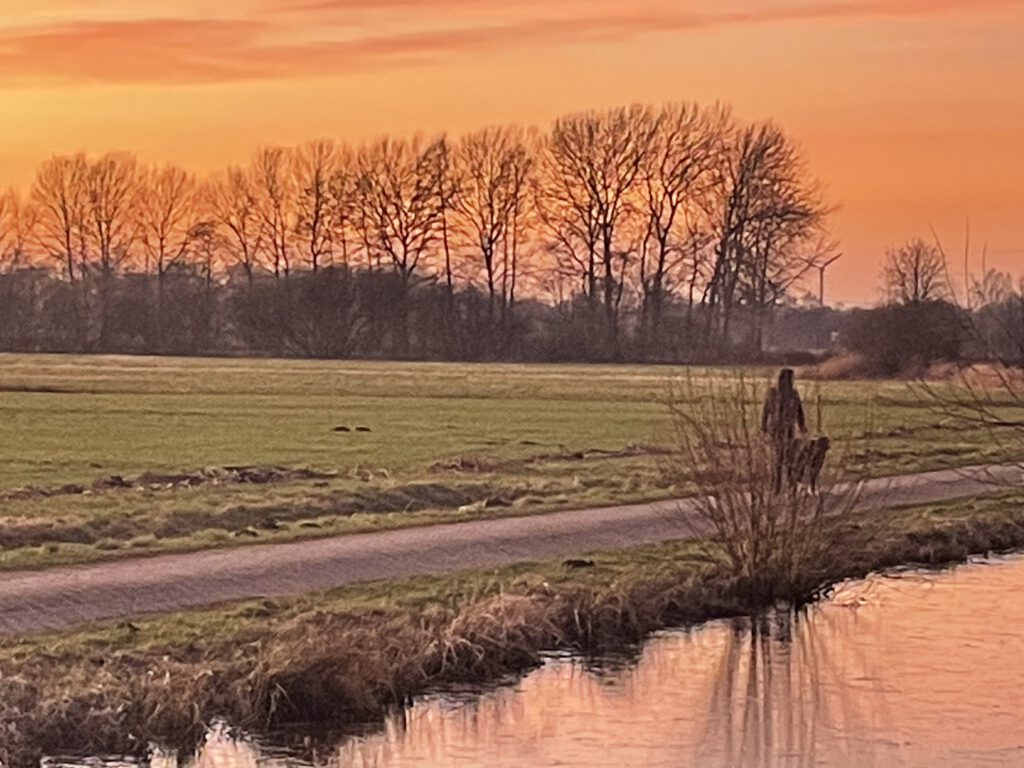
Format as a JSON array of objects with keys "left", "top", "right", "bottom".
[{"left": 0, "top": 354, "right": 1014, "bottom": 569}]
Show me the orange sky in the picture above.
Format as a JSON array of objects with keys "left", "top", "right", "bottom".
[{"left": 1, "top": 0, "right": 1022, "bottom": 304}]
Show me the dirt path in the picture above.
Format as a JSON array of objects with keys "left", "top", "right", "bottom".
[{"left": 1, "top": 464, "right": 1021, "bottom": 636}]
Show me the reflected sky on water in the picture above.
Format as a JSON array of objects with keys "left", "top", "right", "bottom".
[{"left": 65, "top": 556, "right": 1024, "bottom": 768}]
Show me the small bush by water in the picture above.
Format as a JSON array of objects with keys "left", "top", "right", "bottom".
[{"left": 665, "top": 374, "right": 868, "bottom": 605}]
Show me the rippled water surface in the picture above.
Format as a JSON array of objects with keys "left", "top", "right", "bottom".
[{"left": 64, "top": 556, "right": 1024, "bottom": 768}]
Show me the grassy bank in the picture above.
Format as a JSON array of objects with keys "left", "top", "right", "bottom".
[
  {"left": 3, "top": 491, "right": 1024, "bottom": 767},
  {"left": 1, "top": 354, "right": 1021, "bottom": 570}
]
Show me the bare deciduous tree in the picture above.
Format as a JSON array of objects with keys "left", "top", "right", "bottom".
[
  {"left": 354, "top": 136, "right": 444, "bottom": 353},
  {"left": 294, "top": 139, "right": 338, "bottom": 273},
  {"left": 31, "top": 154, "right": 88, "bottom": 281},
  {"left": 454, "top": 126, "right": 535, "bottom": 321},
  {"left": 972, "top": 268, "right": 1014, "bottom": 308},
  {"left": 137, "top": 164, "right": 201, "bottom": 279},
  {"left": 0, "top": 189, "right": 37, "bottom": 272},
  {"left": 500, "top": 130, "right": 537, "bottom": 325},
  {"left": 638, "top": 102, "right": 725, "bottom": 351},
  {"left": 544, "top": 105, "right": 658, "bottom": 344},
  {"left": 882, "top": 238, "right": 948, "bottom": 305},
  {"left": 84, "top": 153, "right": 139, "bottom": 278},
  {"left": 355, "top": 136, "right": 443, "bottom": 283},
  {"left": 136, "top": 164, "right": 203, "bottom": 344},
  {"left": 327, "top": 149, "right": 356, "bottom": 268},
  {"left": 209, "top": 167, "right": 264, "bottom": 286},
  {"left": 431, "top": 135, "right": 459, "bottom": 313},
  {"left": 84, "top": 153, "right": 140, "bottom": 347},
  {"left": 705, "top": 122, "right": 829, "bottom": 351},
  {"left": 252, "top": 147, "right": 295, "bottom": 279}
]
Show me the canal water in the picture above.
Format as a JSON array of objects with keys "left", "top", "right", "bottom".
[{"left": 54, "top": 555, "right": 1024, "bottom": 767}]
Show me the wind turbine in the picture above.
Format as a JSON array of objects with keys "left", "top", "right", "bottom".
[{"left": 805, "top": 253, "right": 843, "bottom": 307}]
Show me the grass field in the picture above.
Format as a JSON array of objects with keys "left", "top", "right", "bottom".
[{"left": 0, "top": 353, "right": 1018, "bottom": 569}]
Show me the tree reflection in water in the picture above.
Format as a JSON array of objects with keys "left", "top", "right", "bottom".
[{"left": 696, "top": 602, "right": 892, "bottom": 767}]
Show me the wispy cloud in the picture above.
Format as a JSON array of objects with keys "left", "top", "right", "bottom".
[{"left": 0, "top": 0, "right": 1016, "bottom": 87}]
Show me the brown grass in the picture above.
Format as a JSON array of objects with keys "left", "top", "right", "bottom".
[
  {"left": 800, "top": 352, "right": 871, "bottom": 380},
  {"left": 803, "top": 355, "right": 1024, "bottom": 386}
]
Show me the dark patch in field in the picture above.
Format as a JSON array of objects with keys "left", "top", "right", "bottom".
[
  {"left": 545, "top": 444, "right": 671, "bottom": 462},
  {"left": 0, "top": 481, "right": 530, "bottom": 551},
  {"left": 0, "top": 466, "right": 339, "bottom": 503},
  {"left": 138, "top": 466, "right": 336, "bottom": 487},
  {"left": 563, "top": 558, "right": 595, "bottom": 569},
  {"left": 431, "top": 443, "right": 671, "bottom": 474},
  {"left": 0, "top": 384, "right": 75, "bottom": 394},
  {"left": 94, "top": 475, "right": 132, "bottom": 490},
  {"left": 930, "top": 446, "right": 975, "bottom": 456}
]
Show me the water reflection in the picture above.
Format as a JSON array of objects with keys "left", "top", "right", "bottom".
[
  {"left": 78, "top": 556, "right": 1024, "bottom": 768},
  {"left": 697, "top": 607, "right": 891, "bottom": 767}
]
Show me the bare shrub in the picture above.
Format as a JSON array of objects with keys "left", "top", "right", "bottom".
[
  {"left": 666, "top": 373, "right": 863, "bottom": 604},
  {"left": 843, "top": 301, "right": 967, "bottom": 377}
]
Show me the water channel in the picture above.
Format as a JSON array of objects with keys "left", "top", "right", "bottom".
[{"left": 53, "top": 555, "right": 1024, "bottom": 767}]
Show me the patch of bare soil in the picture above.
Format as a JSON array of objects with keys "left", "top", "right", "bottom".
[
  {"left": 0, "top": 466, "right": 339, "bottom": 503},
  {"left": 430, "top": 443, "right": 671, "bottom": 474}
]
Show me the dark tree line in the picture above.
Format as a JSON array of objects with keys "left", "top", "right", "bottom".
[{"left": 0, "top": 102, "right": 835, "bottom": 361}]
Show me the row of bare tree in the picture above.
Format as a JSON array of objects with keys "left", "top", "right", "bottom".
[{"left": 0, "top": 101, "right": 833, "bottom": 359}]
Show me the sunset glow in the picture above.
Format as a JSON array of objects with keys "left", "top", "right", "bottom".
[{"left": 1, "top": 0, "right": 1022, "bottom": 302}]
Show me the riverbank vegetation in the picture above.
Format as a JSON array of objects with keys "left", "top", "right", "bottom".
[
  {"left": 1, "top": 356, "right": 1020, "bottom": 570},
  {"left": 2, "top": 492, "right": 1024, "bottom": 766}
]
